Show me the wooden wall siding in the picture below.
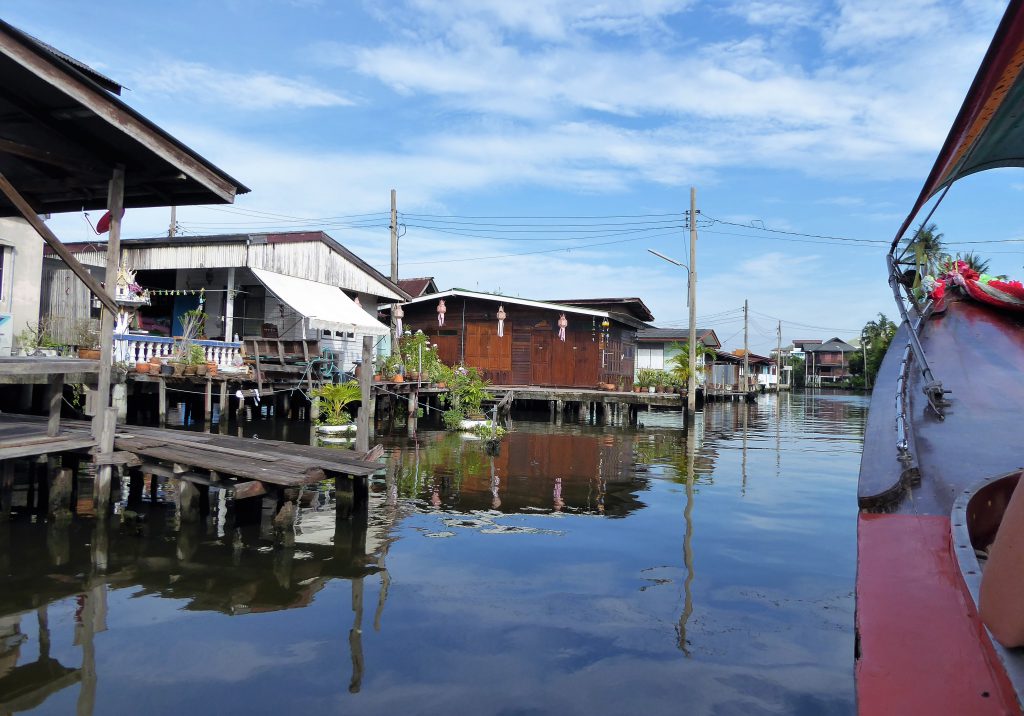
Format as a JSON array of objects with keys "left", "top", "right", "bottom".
[
  {"left": 248, "top": 241, "right": 402, "bottom": 300},
  {"left": 402, "top": 297, "right": 636, "bottom": 387},
  {"left": 41, "top": 262, "right": 101, "bottom": 343},
  {"left": 63, "top": 240, "right": 402, "bottom": 301}
]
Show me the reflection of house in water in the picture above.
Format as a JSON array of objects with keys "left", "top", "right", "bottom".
[
  {"left": 388, "top": 431, "right": 651, "bottom": 515},
  {"left": 0, "top": 481, "right": 402, "bottom": 706}
]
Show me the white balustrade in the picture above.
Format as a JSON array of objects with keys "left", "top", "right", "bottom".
[{"left": 111, "top": 335, "right": 241, "bottom": 367}]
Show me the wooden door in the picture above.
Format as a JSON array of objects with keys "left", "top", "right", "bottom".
[
  {"left": 574, "top": 333, "right": 599, "bottom": 386},
  {"left": 466, "top": 321, "right": 512, "bottom": 383},
  {"left": 531, "top": 331, "right": 552, "bottom": 385},
  {"left": 548, "top": 332, "right": 574, "bottom": 386}
]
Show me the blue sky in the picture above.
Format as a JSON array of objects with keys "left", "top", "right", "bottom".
[{"left": 5, "top": 0, "right": 1020, "bottom": 353}]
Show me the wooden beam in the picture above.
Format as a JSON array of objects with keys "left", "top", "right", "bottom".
[
  {"left": 91, "top": 451, "right": 141, "bottom": 467},
  {"left": 0, "top": 172, "right": 116, "bottom": 313},
  {"left": 0, "top": 32, "right": 241, "bottom": 202},
  {"left": 0, "top": 136, "right": 105, "bottom": 174}
]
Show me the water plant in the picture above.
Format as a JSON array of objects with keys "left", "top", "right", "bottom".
[{"left": 312, "top": 380, "right": 362, "bottom": 425}]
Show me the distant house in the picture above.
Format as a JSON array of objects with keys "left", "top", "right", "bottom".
[
  {"left": 731, "top": 349, "right": 776, "bottom": 388},
  {"left": 633, "top": 327, "right": 721, "bottom": 383},
  {"left": 397, "top": 276, "right": 438, "bottom": 298},
  {"left": 803, "top": 337, "right": 858, "bottom": 385},
  {"left": 397, "top": 289, "right": 643, "bottom": 388},
  {"left": 42, "top": 231, "right": 407, "bottom": 371}
]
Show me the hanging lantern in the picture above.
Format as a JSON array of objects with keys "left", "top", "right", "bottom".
[
  {"left": 437, "top": 299, "right": 447, "bottom": 327},
  {"left": 354, "top": 295, "right": 362, "bottom": 308},
  {"left": 496, "top": 304, "right": 506, "bottom": 337},
  {"left": 393, "top": 303, "right": 404, "bottom": 336},
  {"left": 557, "top": 313, "right": 568, "bottom": 342}
]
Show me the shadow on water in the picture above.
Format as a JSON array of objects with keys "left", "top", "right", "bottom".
[{"left": 0, "top": 391, "right": 867, "bottom": 715}]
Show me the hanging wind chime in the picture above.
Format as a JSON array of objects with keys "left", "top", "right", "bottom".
[
  {"left": 496, "top": 304, "right": 506, "bottom": 337},
  {"left": 557, "top": 313, "right": 568, "bottom": 342},
  {"left": 437, "top": 299, "right": 447, "bottom": 327},
  {"left": 393, "top": 303, "right": 404, "bottom": 336}
]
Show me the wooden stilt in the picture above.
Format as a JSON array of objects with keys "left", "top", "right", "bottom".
[
  {"left": 0, "top": 460, "right": 13, "bottom": 521},
  {"left": 48, "top": 466, "right": 72, "bottom": 520},
  {"left": 158, "top": 377, "right": 167, "bottom": 426},
  {"left": 219, "top": 379, "right": 228, "bottom": 421},
  {"left": 204, "top": 378, "right": 213, "bottom": 427},
  {"left": 177, "top": 477, "right": 200, "bottom": 523},
  {"left": 112, "top": 383, "right": 127, "bottom": 424},
  {"left": 407, "top": 386, "right": 418, "bottom": 437},
  {"left": 93, "top": 407, "right": 117, "bottom": 514}
]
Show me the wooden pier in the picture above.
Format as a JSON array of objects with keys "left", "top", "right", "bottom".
[{"left": 0, "top": 410, "right": 380, "bottom": 539}]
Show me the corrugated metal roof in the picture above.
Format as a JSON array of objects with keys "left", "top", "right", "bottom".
[{"left": 636, "top": 327, "right": 720, "bottom": 347}]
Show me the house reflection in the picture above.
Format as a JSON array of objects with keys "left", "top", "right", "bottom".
[{"left": 0, "top": 483, "right": 396, "bottom": 709}]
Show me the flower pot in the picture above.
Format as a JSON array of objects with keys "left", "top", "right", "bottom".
[
  {"left": 436, "top": 382, "right": 447, "bottom": 389},
  {"left": 149, "top": 356, "right": 163, "bottom": 366},
  {"left": 392, "top": 374, "right": 404, "bottom": 383},
  {"left": 160, "top": 364, "right": 174, "bottom": 376},
  {"left": 206, "top": 362, "right": 218, "bottom": 376},
  {"left": 172, "top": 363, "right": 184, "bottom": 376},
  {"left": 184, "top": 365, "right": 197, "bottom": 376},
  {"left": 78, "top": 348, "right": 100, "bottom": 360},
  {"left": 648, "top": 386, "right": 656, "bottom": 394},
  {"left": 633, "top": 386, "right": 641, "bottom": 393},
  {"left": 373, "top": 374, "right": 382, "bottom": 382},
  {"left": 196, "top": 365, "right": 208, "bottom": 377},
  {"left": 135, "top": 362, "right": 150, "bottom": 374}
]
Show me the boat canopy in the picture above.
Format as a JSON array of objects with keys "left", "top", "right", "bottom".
[
  {"left": 895, "top": 0, "right": 1024, "bottom": 245},
  {"left": 251, "top": 268, "right": 389, "bottom": 337}
]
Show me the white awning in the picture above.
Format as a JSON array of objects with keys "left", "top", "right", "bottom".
[{"left": 251, "top": 268, "right": 389, "bottom": 336}]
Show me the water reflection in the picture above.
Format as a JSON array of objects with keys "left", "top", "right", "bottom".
[{"left": 0, "top": 392, "right": 867, "bottom": 715}]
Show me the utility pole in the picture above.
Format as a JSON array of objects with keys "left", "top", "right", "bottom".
[
  {"left": 743, "top": 299, "right": 750, "bottom": 394},
  {"left": 390, "top": 189, "right": 399, "bottom": 355},
  {"left": 168, "top": 206, "right": 176, "bottom": 237},
  {"left": 390, "top": 189, "right": 398, "bottom": 283},
  {"left": 863, "top": 334, "right": 869, "bottom": 389},
  {"left": 687, "top": 187, "right": 698, "bottom": 416},
  {"left": 776, "top": 321, "right": 782, "bottom": 391}
]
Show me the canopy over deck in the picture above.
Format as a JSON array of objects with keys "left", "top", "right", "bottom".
[
  {"left": 0, "top": 19, "right": 249, "bottom": 216},
  {"left": 895, "top": 0, "right": 1024, "bottom": 243},
  {"left": 252, "top": 268, "right": 389, "bottom": 336}
]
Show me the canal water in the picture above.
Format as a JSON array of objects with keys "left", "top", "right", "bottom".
[{"left": 0, "top": 391, "right": 866, "bottom": 715}]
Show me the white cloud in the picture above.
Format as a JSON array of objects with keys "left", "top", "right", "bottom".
[{"left": 129, "top": 60, "right": 355, "bottom": 110}]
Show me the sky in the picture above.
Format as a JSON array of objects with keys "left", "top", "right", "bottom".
[{"left": 5, "top": 0, "right": 1023, "bottom": 353}]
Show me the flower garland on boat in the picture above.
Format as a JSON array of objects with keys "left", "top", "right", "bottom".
[{"left": 922, "top": 257, "right": 1024, "bottom": 311}]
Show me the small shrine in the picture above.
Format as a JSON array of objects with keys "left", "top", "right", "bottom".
[{"left": 113, "top": 261, "right": 151, "bottom": 306}]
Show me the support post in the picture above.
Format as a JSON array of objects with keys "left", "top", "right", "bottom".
[
  {"left": 177, "top": 477, "right": 200, "bottom": 523},
  {"left": 204, "top": 378, "right": 213, "bottom": 427},
  {"left": 158, "top": 377, "right": 167, "bottom": 426},
  {"left": 0, "top": 460, "right": 13, "bottom": 521},
  {"left": 48, "top": 466, "right": 72, "bottom": 520},
  {"left": 93, "top": 407, "right": 117, "bottom": 513},
  {"left": 47, "top": 373, "right": 62, "bottom": 437},
  {"left": 407, "top": 385, "right": 418, "bottom": 438},
  {"left": 112, "top": 383, "right": 127, "bottom": 423},
  {"left": 356, "top": 336, "right": 373, "bottom": 453},
  {"left": 224, "top": 267, "right": 236, "bottom": 340},
  {"left": 687, "top": 186, "right": 698, "bottom": 416},
  {"left": 219, "top": 379, "right": 228, "bottom": 420}
]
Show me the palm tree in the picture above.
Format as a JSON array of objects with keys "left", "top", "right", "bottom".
[
  {"left": 666, "top": 341, "right": 716, "bottom": 385},
  {"left": 903, "top": 222, "right": 944, "bottom": 286},
  {"left": 958, "top": 251, "right": 991, "bottom": 275}
]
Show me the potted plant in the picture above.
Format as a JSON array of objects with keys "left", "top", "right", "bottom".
[
  {"left": 186, "top": 344, "right": 206, "bottom": 376},
  {"left": 70, "top": 319, "right": 100, "bottom": 359}
]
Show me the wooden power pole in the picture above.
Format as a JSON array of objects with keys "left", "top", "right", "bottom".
[
  {"left": 687, "top": 187, "right": 698, "bottom": 416},
  {"left": 743, "top": 299, "right": 750, "bottom": 394},
  {"left": 390, "top": 189, "right": 398, "bottom": 355},
  {"left": 776, "top": 321, "right": 782, "bottom": 390},
  {"left": 168, "top": 206, "right": 176, "bottom": 237}
]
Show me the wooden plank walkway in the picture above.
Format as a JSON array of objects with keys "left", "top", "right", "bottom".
[{"left": 0, "top": 415, "right": 380, "bottom": 486}]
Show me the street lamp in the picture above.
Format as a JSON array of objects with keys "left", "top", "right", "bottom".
[{"left": 648, "top": 248, "right": 697, "bottom": 416}]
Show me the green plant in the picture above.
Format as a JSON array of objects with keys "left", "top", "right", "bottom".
[
  {"left": 312, "top": 380, "right": 362, "bottom": 425},
  {"left": 399, "top": 330, "right": 442, "bottom": 377},
  {"left": 16, "top": 319, "right": 60, "bottom": 353},
  {"left": 447, "top": 365, "right": 491, "bottom": 419},
  {"left": 182, "top": 308, "right": 208, "bottom": 338},
  {"left": 636, "top": 368, "right": 659, "bottom": 388},
  {"left": 69, "top": 319, "right": 99, "bottom": 349},
  {"left": 380, "top": 353, "right": 403, "bottom": 378},
  {"left": 442, "top": 408, "right": 465, "bottom": 430},
  {"left": 186, "top": 344, "right": 206, "bottom": 365},
  {"left": 665, "top": 342, "right": 716, "bottom": 386}
]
